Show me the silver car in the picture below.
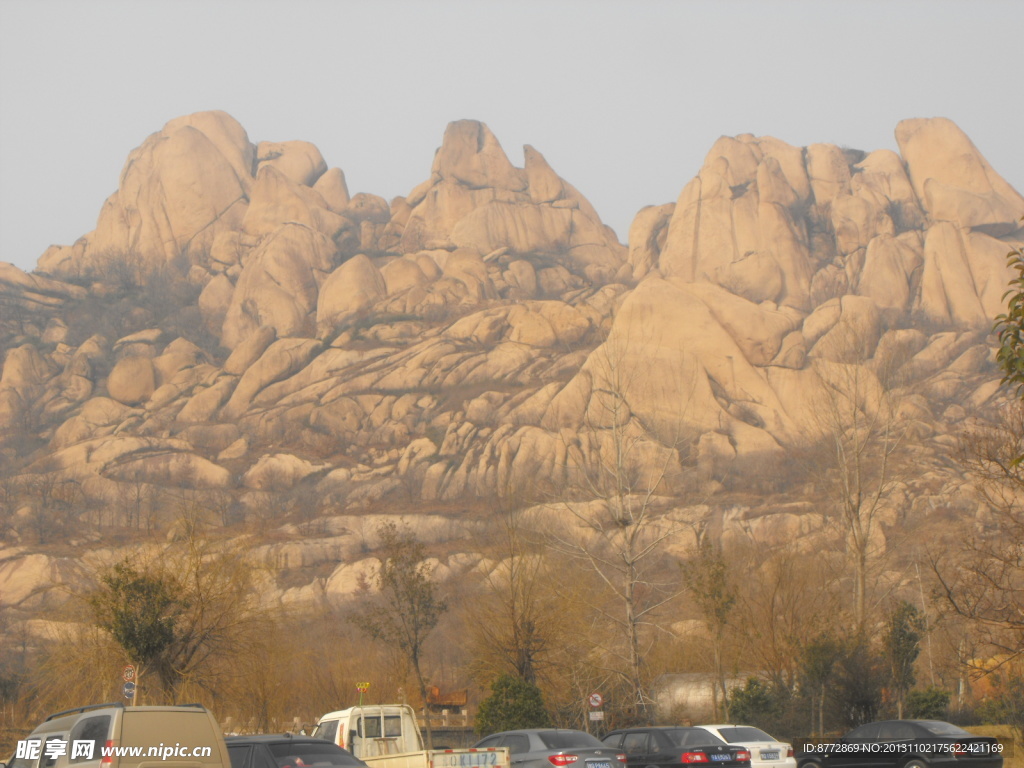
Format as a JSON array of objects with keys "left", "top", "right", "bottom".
[{"left": 472, "top": 729, "right": 626, "bottom": 768}]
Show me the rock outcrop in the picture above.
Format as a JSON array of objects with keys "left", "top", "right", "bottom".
[{"left": 2, "top": 111, "right": 1023, "bottom": 610}]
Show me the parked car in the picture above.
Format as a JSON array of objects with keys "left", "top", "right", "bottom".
[
  {"left": 311, "top": 706, "right": 421, "bottom": 758},
  {"left": 311, "top": 704, "right": 511, "bottom": 768},
  {"left": 225, "top": 735, "right": 367, "bottom": 768},
  {"left": 1, "top": 702, "right": 231, "bottom": 768},
  {"left": 693, "top": 726, "right": 794, "bottom": 768},
  {"left": 796, "top": 720, "right": 1003, "bottom": 768},
  {"left": 471, "top": 729, "right": 625, "bottom": 768},
  {"left": 601, "top": 727, "right": 751, "bottom": 768}
]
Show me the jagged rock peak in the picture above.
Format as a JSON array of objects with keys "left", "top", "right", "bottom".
[
  {"left": 631, "top": 117, "right": 1023, "bottom": 330},
  {"left": 35, "top": 110, "right": 354, "bottom": 287},
  {"left": 896, "top": 117, "right": 1024, "bottom": 236},
  {"left": 431, "top": 119, "right": 527, "bottom": 192}
]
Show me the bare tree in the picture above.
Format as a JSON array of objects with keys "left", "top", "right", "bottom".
[
  {"left": 934, "top": 402, "right": 1024, "bottom": 663},
  {"left": 358, "top": 520, "right": 448, "bottom": 748},
  {"left": 809, "top": 357, "right": 904, "bottom": 631},
  {"left": 470, "top": 506, "right": 557, "bottom": 686},
  {"left": 541, "top": 334, "right": 696, "bottom": 724},
  {"left": 733, "top": 539, "right": 843, "bottom": 692}
]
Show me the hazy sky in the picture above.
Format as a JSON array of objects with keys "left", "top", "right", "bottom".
[{"left": 1, "top": 0, "right": 1021, "bottom": 274}]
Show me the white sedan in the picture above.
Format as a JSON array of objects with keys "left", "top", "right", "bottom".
[{"left": 693, "top": 726, "right": 796, "bottom": 768}]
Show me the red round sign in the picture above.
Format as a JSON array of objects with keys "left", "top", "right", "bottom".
[
  {"left": 588, "top": 692, "right": 603, "bottom": 708},
  {"left": 122, "top": 665, "right": 136, "bottom": 682}
]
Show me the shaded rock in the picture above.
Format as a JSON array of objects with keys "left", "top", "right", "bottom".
[
  {"left": 242, "top": 453, "right": 329, "bottom": 490},
  {"left": 316, "top": 255, "right": 387, "bottom": 335},
  {"left": 106, "top": 356, "right": 156, "bottom": 405},
  {"left": 220, "top": 337, "right": 323, "bottom": 420},
  {"left": 313, "top": 168, "right": 351, "bottom": 213},
  {"left": 0, "top": 262, "right": 86, "bottom": 311},
  {"left": 221, "top": 223, "right": 338, "bottom": 348},
  {"left": 255, "top": 140, "right": 327, "bottom": 186},
  {"left": 432, "top": 120, "right": 526, "bottom": 191}
]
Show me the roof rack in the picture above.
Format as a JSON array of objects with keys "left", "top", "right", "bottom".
[
  {"left": 46, "top": 703, "right": 124, "bottom": 721},
  {"left": 45, "top": 702, "right": 206, "bottom": 722}
]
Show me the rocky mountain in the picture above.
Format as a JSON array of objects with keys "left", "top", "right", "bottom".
[{"left": 1, "top": 111, "right": 1022, "bottom": 612}]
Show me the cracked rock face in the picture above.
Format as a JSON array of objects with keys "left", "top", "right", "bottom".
[{"left": 2, "top": 111, "right": 1023, "bottom": 609}]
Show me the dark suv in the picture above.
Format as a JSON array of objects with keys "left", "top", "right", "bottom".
[{"left": 225, "top": 735, "right": 366, "bottom": 768}]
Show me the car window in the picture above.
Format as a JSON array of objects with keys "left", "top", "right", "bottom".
[
  {"left": 718, "top": 728, "right": 773, "bottom": 743},
  {"left": 41, "top": 736, "right": 68, "bottom": 768},
  {"left": 252, "top": 747, "right": 278, "bottom": 768},
  {"left": 315, "top": 721, "right": 339, "bottom": 745},
  {"left": 917, "top": 722, "right": 972, "bottom": 738},
  {"left": 9, "top": 746, "right": 36, "bottom": 768},
  {"left": 845, "top": 724, "right": 880, "bottom": 741},
  {"left": 474, "top": 737, "right": 502, "bottom": 749},
  {"left": 622, "top": 733, "right": 649, "bottom": 755},
  {"left": 358, "top": 717, "right": 382, "bottom": 739},
  {"left": 538, "top": 732, "right": 605, "bottom": 750},
  {"left": 601, "top": 735, "right": 622, "bottom": 749},
  {"left": 502, "top": 736, "right": 531, "bottom": 755},
  {"left": 229, "top": 746, "right": 253, "bottom": 768},
  {"left": 665, "top": 730, "right": 725, "bottom": 748},
  {"left": 649, "top": 735, "right": 668, "bottom": 755},
  {"left": 877, "top": 724, "right": 915, "bottom": 741},
  {"left": 266, "top": 743, "right": 365, "bottom": 767},
  {"left": 69, "top": 715, "right": 112, "bottom": 763}
]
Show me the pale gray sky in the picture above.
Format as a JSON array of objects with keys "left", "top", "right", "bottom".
[{"left": 1, "top": 0, "right": 1021, "bottom": 274}]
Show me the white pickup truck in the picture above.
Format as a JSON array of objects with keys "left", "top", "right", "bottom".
[{"left": 311, "top": 705, "right": 509, "bottom": 768}]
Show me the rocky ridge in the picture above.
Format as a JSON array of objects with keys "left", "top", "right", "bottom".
[{"left": 0, "top": 112, "right": 1022, "bottom": 612}]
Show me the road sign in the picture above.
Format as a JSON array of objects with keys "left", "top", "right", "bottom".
[
  {"left": 589, "top": 710, "right": 605, "bottom": 720},
  {"left": 122, "top": 665, "right": 136, "bottom": 682},
  {"left": 588, "top": 692, "right": 603, "bottom": 708},
  {"left": 123, "top": 681, "right": 136, "bottom": 699}
]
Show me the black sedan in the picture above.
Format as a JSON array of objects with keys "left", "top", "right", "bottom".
[
  {"left": 602, "top": 727, "right": 752, "bottom": 768},
  {"left": 226, "top": 735, "right": 368, "bottom": 768},
  {"left": 472, "top": 729, "right": 626, "bottom": 768},
  {"left": 796, "top": 721, "right": 1003, "bottom": 768}
]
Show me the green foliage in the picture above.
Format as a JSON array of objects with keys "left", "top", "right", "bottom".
[
  {"left": 683, "top": 542, "right": 736, "bottom": 629},
  {"left": 882, "top": 601, "right": 926, "bottom": 715},
  {"left": 994, "top": 233, "right": 1024, "bottom": 401},
  {"left": 800, "top": 633, "right": 842, "bottom": 690},
  {"left": 475, "top": 673, "right": 551, "bottom": 735},
  {"left": 88, "top": 558, "right": 180, "bottom": 667},
  {"left": 832, "top": 640, "right": 885, "bottom": 727},
  {"left": 729, "top": 678, "right": 786, "bottom": 726},
  {"left": 906, "top": 686, "right": 951, "bottom": 720}
]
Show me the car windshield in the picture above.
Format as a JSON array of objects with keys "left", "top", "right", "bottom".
[
  {"left": 539, "top": 732, "right": 606, "bottom": 750},
  {"left": 267, "top": 743, "right": 363, "bottom": 767},
  {"left": 665, "top": 730, "right": 727, "bottom": 747},
  {"left": 916, "top": 722, "right": 973, "bottom": 738},
  {"left": 718, "top": 728, "right": 774, "bottom": 743}
]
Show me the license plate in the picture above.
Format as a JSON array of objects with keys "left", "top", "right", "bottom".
[
  {"left": 587, "top": 762, "right": 611, "bottom": 768},
  {"left": 761, "top": 753, "right": 780, "bottom": 761},
  {"left": 711, "top": 755, "right": 731, "bottom": 762}
]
